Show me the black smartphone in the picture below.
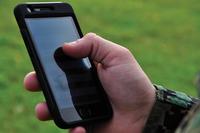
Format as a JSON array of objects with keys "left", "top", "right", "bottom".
[{"left": 14, "top": 2, "right": 112, "bottom": 128}]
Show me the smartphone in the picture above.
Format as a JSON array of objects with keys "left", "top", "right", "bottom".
[{"left": 14, "top": 2, "right": 112, "bottom": 128}]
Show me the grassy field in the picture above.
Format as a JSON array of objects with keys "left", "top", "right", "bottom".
[{"left": 0, "top": 0, "right": 200, "bottom": 132}]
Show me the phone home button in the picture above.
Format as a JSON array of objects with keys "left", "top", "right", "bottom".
[{"left": 78, "top": 107, "right": 92, "bottom": 118}]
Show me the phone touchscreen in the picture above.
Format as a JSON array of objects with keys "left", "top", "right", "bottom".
[{"left": 25, "top": 17, "right": 101, "bottom": 122}]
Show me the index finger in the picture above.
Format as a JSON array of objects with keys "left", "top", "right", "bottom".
[{"left": 24, "top": 71, "right": 41, "bottom": 92}]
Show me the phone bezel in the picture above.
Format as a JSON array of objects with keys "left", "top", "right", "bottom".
[{"left": 14, "top": 3, "right": 112, "bottom": 129}]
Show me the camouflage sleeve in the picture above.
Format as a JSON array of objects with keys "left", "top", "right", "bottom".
[
  {"left": 143, "top": 85, "right": 200, "bottom": 133},
  {"left": 175, "top": 104, "right": 200, "bottom": 133}
]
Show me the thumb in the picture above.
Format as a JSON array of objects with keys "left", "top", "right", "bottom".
[{"left": 62, "top": 33, "right": 128, "bottom": 66}]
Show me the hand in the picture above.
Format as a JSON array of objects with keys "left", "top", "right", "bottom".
[{"left": 24, "top": 33, "right": 155, "bottom": 133}]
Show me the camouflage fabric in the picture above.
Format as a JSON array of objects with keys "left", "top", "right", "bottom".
[
  {"left": 143, "top": 85, "right": 199, "bottom": 133},
  {"left": 175, "top": 104, "right": 200, "bottom": 133},
  {"left": 155, "top": 85, "right": 196, "bottom": 108}
]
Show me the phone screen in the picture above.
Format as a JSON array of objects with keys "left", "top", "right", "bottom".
[{"left": 25, "top": 17, "right": 103, "bottom": 122}]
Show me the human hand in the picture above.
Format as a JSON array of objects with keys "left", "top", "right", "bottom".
[{"left": 24, "top": 33, "right": 155, "bottom": 133}]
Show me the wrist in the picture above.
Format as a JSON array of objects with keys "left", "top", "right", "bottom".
[
  {"left": 131, "top": 83, "right": 156, "bottom": 133},
  {"left": 137, "top": 84, "right": 156, "bottom": 132},
  {"left": 118, "top": 84, "right": 156, "bottom": 133}
]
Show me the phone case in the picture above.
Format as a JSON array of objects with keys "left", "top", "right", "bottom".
[{"left": 14, "top": 2, "right": 112, "bottom": 128}]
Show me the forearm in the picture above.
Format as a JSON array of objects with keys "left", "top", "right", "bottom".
[{"left": 143, "top": 85, "right": 200, "bottom": 133}]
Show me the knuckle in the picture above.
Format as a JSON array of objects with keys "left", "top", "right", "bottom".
[
  {"left": 85, "top": 32, "right": 98, "bottom": 40},
  {"left": 118, "top": 46, "right": 135, "bottom": 59},
  {"left": 85, "top": 32, "right": 100, "bottom": 46},
  {"left": 121, "top": 47, "right": 131, "bottom": 55}
]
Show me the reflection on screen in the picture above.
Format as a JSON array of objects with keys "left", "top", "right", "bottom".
[{"left": 25, "top": 17, "right": 99, "bottom": 122}]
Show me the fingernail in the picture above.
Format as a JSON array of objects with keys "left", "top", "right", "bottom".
[
  {"left": 64, "top": 39, "right": 81, "bottom": 46},
  {"left": 63, "top": 42, "right": 75, "bottom": 46}
]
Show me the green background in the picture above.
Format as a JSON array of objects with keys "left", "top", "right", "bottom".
[{"left": 0, "top": 0, "right": 200, "bottom": 132}]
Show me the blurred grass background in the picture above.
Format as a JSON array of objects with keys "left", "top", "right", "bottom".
[{"left": 0, "top": 0, "right": 200, "bottom": 132}]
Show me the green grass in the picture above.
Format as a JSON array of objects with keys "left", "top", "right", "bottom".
[{"left": 0, "top": 0, "right": 200, "bottom": 132}]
